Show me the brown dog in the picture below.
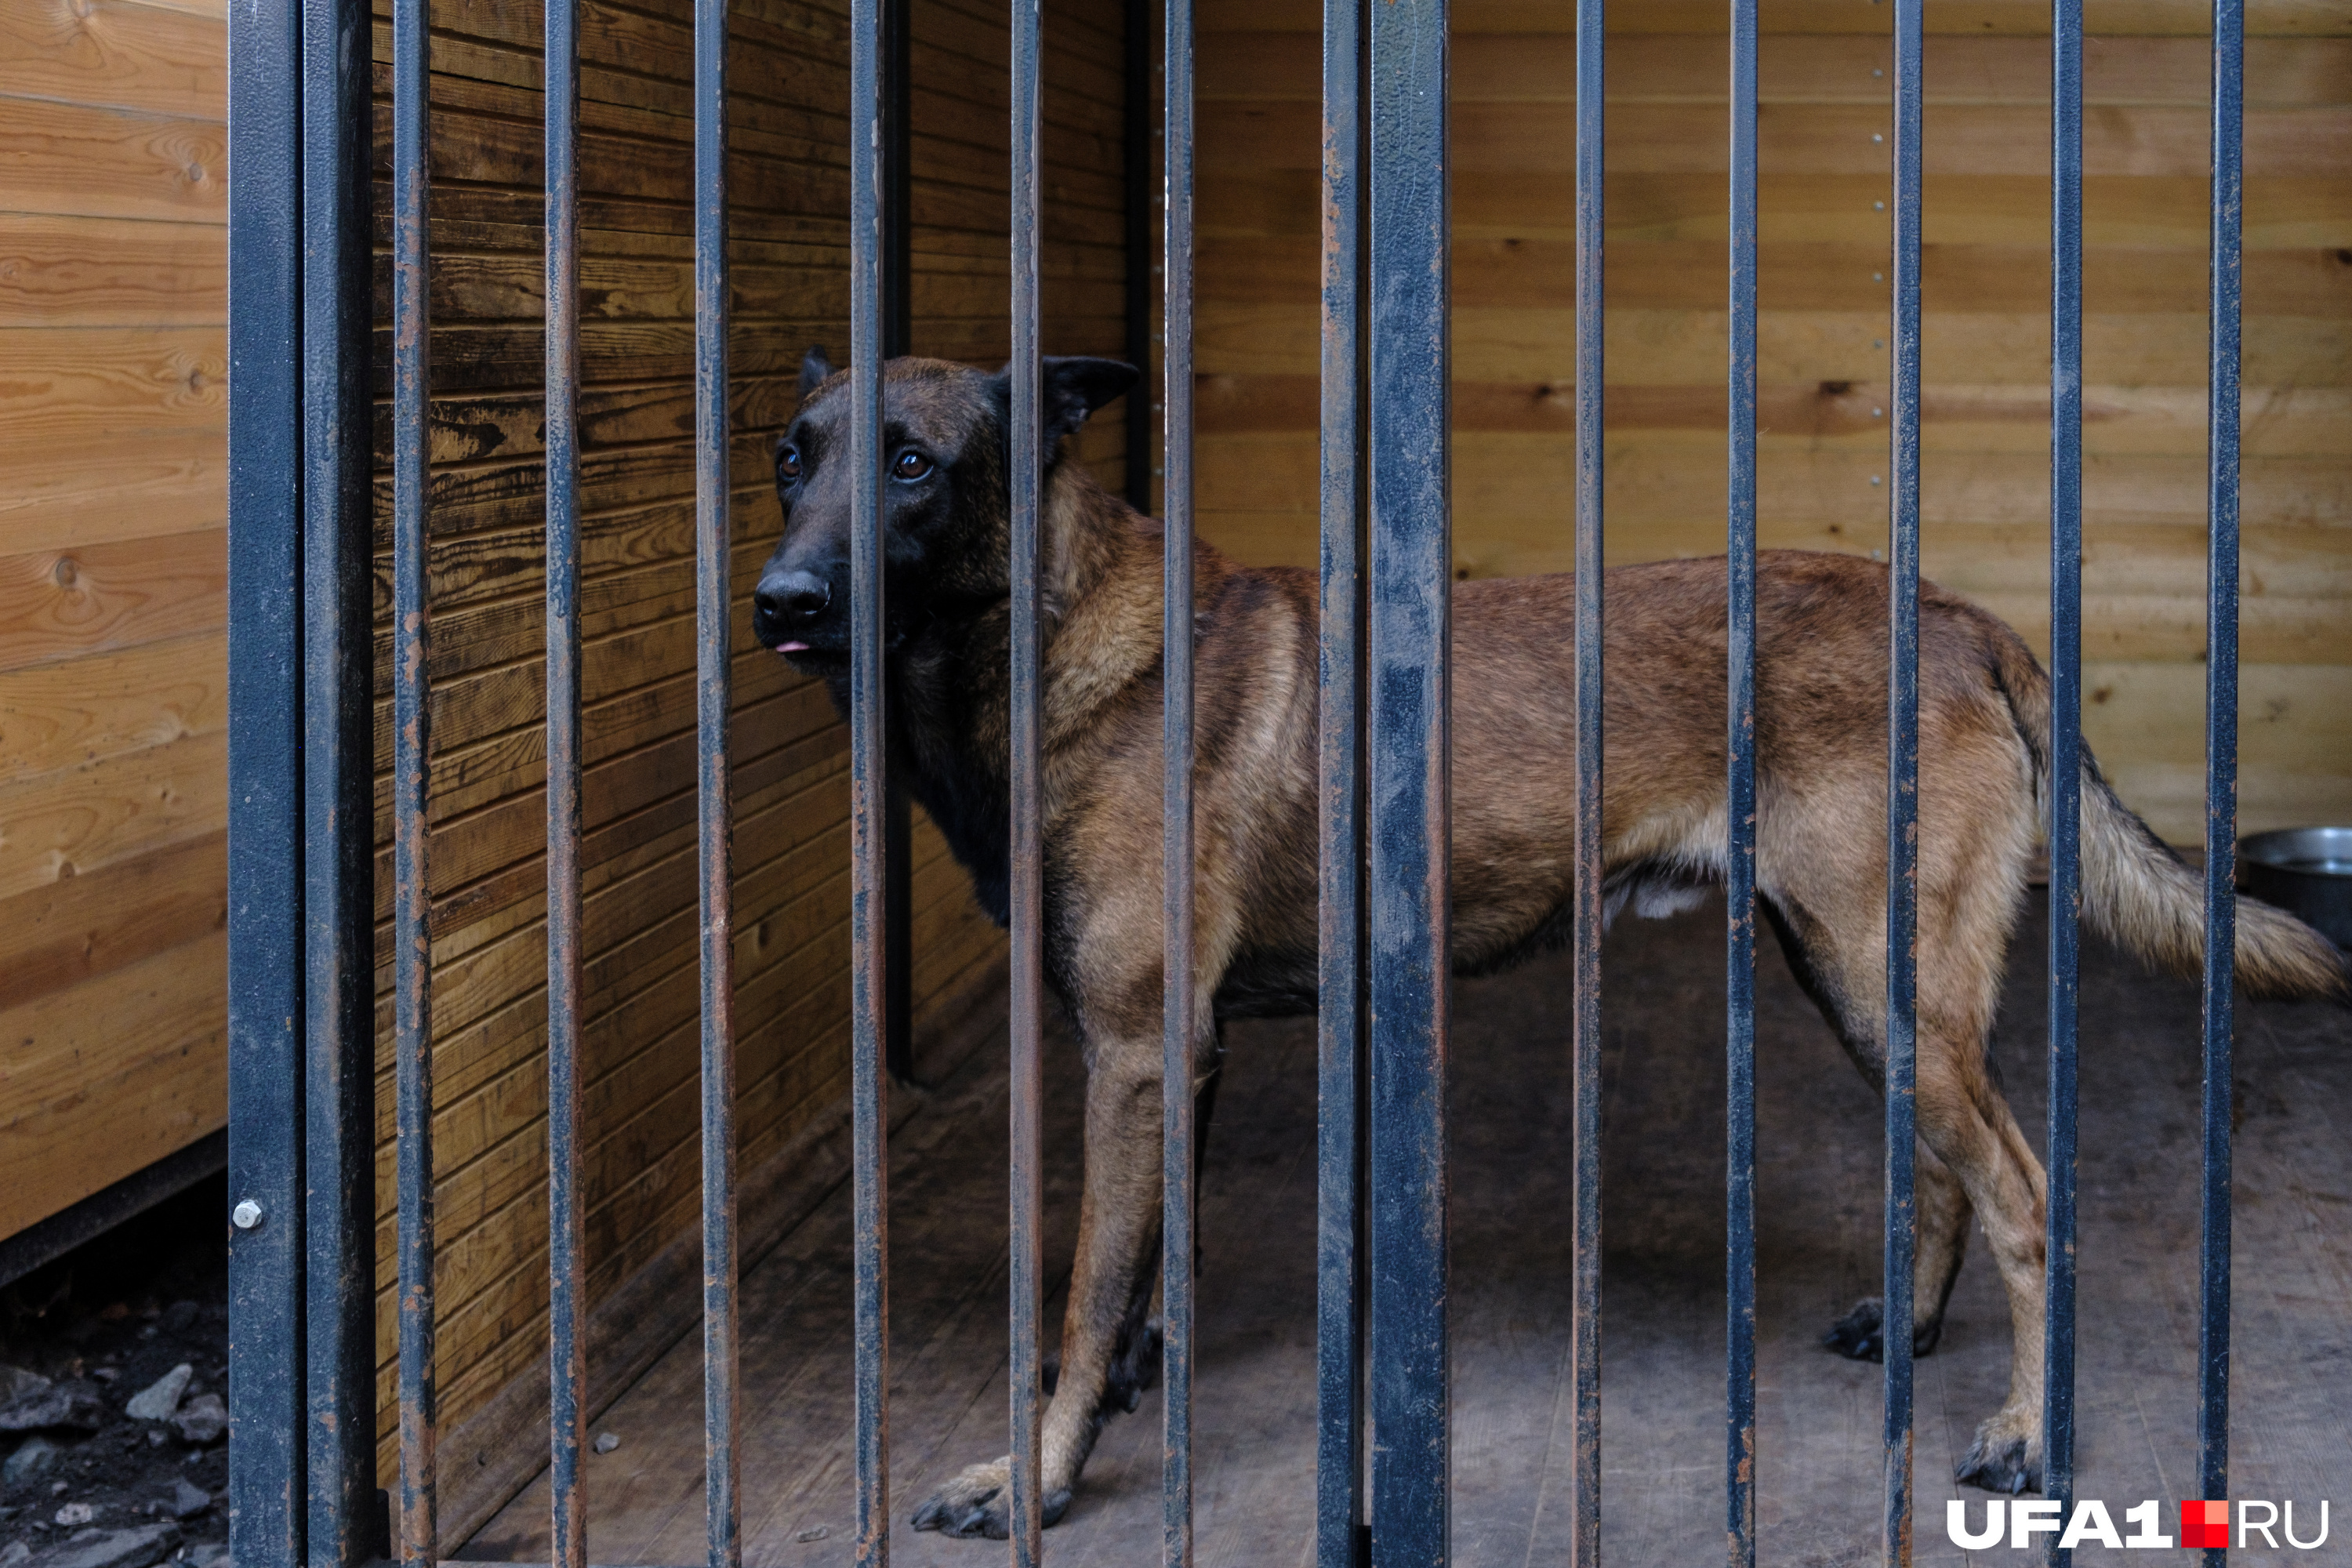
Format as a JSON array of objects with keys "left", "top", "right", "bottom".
[{"left": 752, "top": 352, "right": 2347, "bottom": 1535}]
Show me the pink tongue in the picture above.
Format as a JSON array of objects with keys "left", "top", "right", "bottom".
[{"left": 775, "top": 641, "right": 809, "bottom": 654}]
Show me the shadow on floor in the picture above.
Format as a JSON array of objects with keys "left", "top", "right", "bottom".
[{"left": 464, "top": 897, "right": 2352, "bottom": 1566}]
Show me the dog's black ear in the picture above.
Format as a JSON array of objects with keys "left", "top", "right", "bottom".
[
  {"left": 797, "top": 346, "right": 836, "bottom": 401},
  {"left": 1041, "top": 357, "right": 1140, "bottom": 444}
]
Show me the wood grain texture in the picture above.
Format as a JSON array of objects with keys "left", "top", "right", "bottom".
[{"left": 0, "top": 0, "right": 231, "bottom": 1236}]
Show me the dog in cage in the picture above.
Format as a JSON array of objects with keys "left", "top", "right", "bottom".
[{"left": 750, "top": 348, "right": 2347, "bottom": 1536}]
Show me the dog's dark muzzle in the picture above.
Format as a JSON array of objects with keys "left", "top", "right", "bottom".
[{"left": 753, "top": 565, "right": 847, "bottom": 655}]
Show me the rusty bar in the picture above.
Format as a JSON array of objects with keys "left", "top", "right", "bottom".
[
  {"left": 1569, "top": 0, "right": 1604, "bottom": 1561},
  {"left": 2041, "top": 1, "right": 2083, "bottom": 1561},
  {"left": 301, "top": 0, "right": 379, "bottom": 1547},
  {"left": 1162, "top": 0, "right": 1198, "bottom": 1555},
  {"left": 1882, "top": 0, "right": 1924, "bottom": 1561},
  {"left": 2196, "top": 3, "right": 2243, "bottom": 1554},
  {"left": 1006, "top": 0, "right": 1046, "bottom": 1548},
  {"left": 880, "top": 0, "right": 915, "bottom": 1083},
  {"left": 1364, "top": 0, "right": 1450, "bottom": 1545},
  {"left": 390, "top": 0, "right": 437, "bottom": 1552},
  {"left": 543, "top": 0, "right": 586, "bottom": 1556},
  {"left": 1724, "top": 0, "right": 1759, "bottom": 1560},
  {"left": 692, "top": 0, "right": 740, "bottom": 1555},
  {"left": 848, "top": 0, "right": 892, "bottom": 1555},
  {"left": 1314, "top": 0, "right": 1368, "bottom": 1557}
]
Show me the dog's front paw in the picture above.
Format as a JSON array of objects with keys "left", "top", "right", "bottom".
[
  {"left": 1955, "top": 1421, "right": 2040, "bottom": 1497},
  {"left": 1821, "top": 1297, "right": 1944, "bottom": 1363},
  {"left": 911, "top": 1460, "right": 1073, "bottom": 1538},
  {"left": 913, "top": 1459, "right": 1014, "bottom": 1538}
]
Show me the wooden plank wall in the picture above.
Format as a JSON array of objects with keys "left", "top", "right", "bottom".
[
  {"left": 365, "top": 0, "right": 1129, "bottom": 1483},
  {"left": 0, "top": 0, "right": 230, "bottom": 1237},
  {"left": 1193, "top": 0, "right": 2352, "bottom": 844}
]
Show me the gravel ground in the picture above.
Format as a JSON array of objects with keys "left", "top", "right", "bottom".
[{"left": 1, "top": 1177, "right": 229, "bottom": 1568}]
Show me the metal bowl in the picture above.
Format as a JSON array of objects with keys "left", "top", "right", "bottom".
[{"left": 2239, "top": 826, "right": 2352, "bottom": 950}]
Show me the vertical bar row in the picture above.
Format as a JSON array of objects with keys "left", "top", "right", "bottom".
[
  {"left": 848, "top": 0, "right": 892, "bottom": 1555},
  {"left": 224, "top": 0, "right": 307, "bottom": 1552},
  {"left": 390, "top": 0, "right": 438, "bottom": 1549},
  {"left": 302, "top": 0, "right": 379, "bottom": 1548},
  {"left": 1882, "top": 2, "right": 1925, "bottom": 1563},
  {"left": 1314, "top": 0, "right": 1367, "bottom": 1555},
  {"left": 692, "top": 0, "right": 741, "bottom": 1553},
  {"left": 1723, "top": 0, "right": 1759, "bottom": 1562},
  {"left": 1006, "top": 0, "right": 1047, "bottom": 1548},
  {"left": 2198, "top": 2, "right": 2243, "bottom": 1553},
  {"left": 1162, "top": 0, "right": 1199, "bottom": 1550},
  {"left": 544, "top": 0, "right": 587, "bottom": 1555},
  {"left": 1569, "top": 0, "right": 1605, "bottom": 1562},
  {"left": 2042, "top": 2, "right": 2084, "bottom": 1563},
  {"left": 1364, "top": 0, "right": 1450, "bottom": 1545}
]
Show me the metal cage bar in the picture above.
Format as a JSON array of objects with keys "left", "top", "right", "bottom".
[
  {"left": 848, "top": 0, "right": 894, "bottom": 1552},
  {"left": 543, "top": 0, "right": 587, "bottom": 1558},
  {"left": 1882, "top": 2, "right": 1925, "bottom": 1562},
  {"left": 226, "top": 0, "right": 308, "bottom": 1557},
  {"left": 2198, "top": 1, "right": 2245, "bottom": 1549},
  {"left": 1315, "top": 0, "right": 1369, "bottom": 1556},
  {"left": 390, "top": 0, "right": 438, "bottom": 1550},
  {"left": 1163, "top": 0, "right": 1200, "bottom": 1552},
  {"left": 1364, "top": 0, "right": 1450, "bottom": 1549},
  {"left": 1570, "top": 0, "right": 1606, "bottom": 1561},
  {"left": 1007, "top": 0, "right": 1047, "bottom": 1548},
  {"left": 1724, "top": 0, "right": 1760, "bottom": 1561},
  {"left": 301, "top": 0, "right": 379, "bottom": 1549},
  {"left": 2042, "top": 2, "right": 2085, "bottom": 1563},
  {"left": 692, "top": 0, "right": 742, "bottom": 1555}
]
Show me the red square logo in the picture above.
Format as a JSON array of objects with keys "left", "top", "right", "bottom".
[{"left": 2182, "top": 1499, "right": 2230, "bottom": 1549}]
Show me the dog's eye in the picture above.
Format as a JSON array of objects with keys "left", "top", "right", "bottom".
[
  {"left": 892, "top": 448, "right": 933, "bottom": 481},
  {"left": 776, "top": 444, "right": 802, "bottom": 481}
]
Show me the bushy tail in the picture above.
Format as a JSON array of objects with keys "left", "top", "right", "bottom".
[{"left": 1987, "top": 630, "right": 2350, "bottom": 1003}]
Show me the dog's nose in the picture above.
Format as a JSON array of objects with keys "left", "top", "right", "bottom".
[{"left": 757, "top": 569, "right": 830, "bottom": 620}]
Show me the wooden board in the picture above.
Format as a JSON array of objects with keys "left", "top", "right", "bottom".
[{"left": 0, "top": 0, "right": 234, "bottom": 1239}]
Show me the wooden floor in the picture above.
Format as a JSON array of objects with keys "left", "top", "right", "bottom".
[{"left": 462, "top": 899, "right": 2352, "bottom": 1566}]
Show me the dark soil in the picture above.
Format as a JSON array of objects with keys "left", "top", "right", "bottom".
[{"left": 1, "top": 1175, "right": 229, "bottom": 1567}]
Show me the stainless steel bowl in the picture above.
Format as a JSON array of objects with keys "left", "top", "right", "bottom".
[{"left": 2240, "top": 826, "right": 2352, "bottom": 950}]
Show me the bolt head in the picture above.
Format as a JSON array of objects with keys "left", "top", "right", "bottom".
[{"left": 232, "top": 1200, "right": 263, "bottom": 1230}]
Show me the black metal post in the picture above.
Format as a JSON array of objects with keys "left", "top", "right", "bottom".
[
  {"left": 1007, "top": 0, "right": 1047, "bottom": 1551},
  {"left": 544, "top": 0, "right": 587, "bottom": 1555},
  {"left": 1315, "top": 0, "right": 1368, "bottom": 1558},
  {"left": 390, "top": 0, "right": 437, "bottom": 1550},
  {"left": 1883, "top": 1, "right": 1924, "bottom": 1561},
  {"left": 850, "top": 0, "right": 893, "bottom": 1555},
  {"left": 299, "top": 0, "right": 377, "bottom": 1556},
  {"left": 2042, "top": 2, "right": 2084, "bottom": 1563},
  {"left": 1364, "top": 0, "right": 1450, "bottom": 1548},
  {"left": 225, "top": 0, "right": 307, "bottom": 1553},
  {"left": 1162, "top": 0, "right": 1198, "bottom": 1552},
  {"left": 693, "top": 0, "right": 740, "bottom": 1556},
  {"left": 1569, "top": 2, "right": 1605, "bottom": 1562},
  {"left": 1724, "top": 1, "right": 1759, "bottom": 1561},
  {"left": 2197, "top": 5, "right": 2244, "bottom": 1559}
]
